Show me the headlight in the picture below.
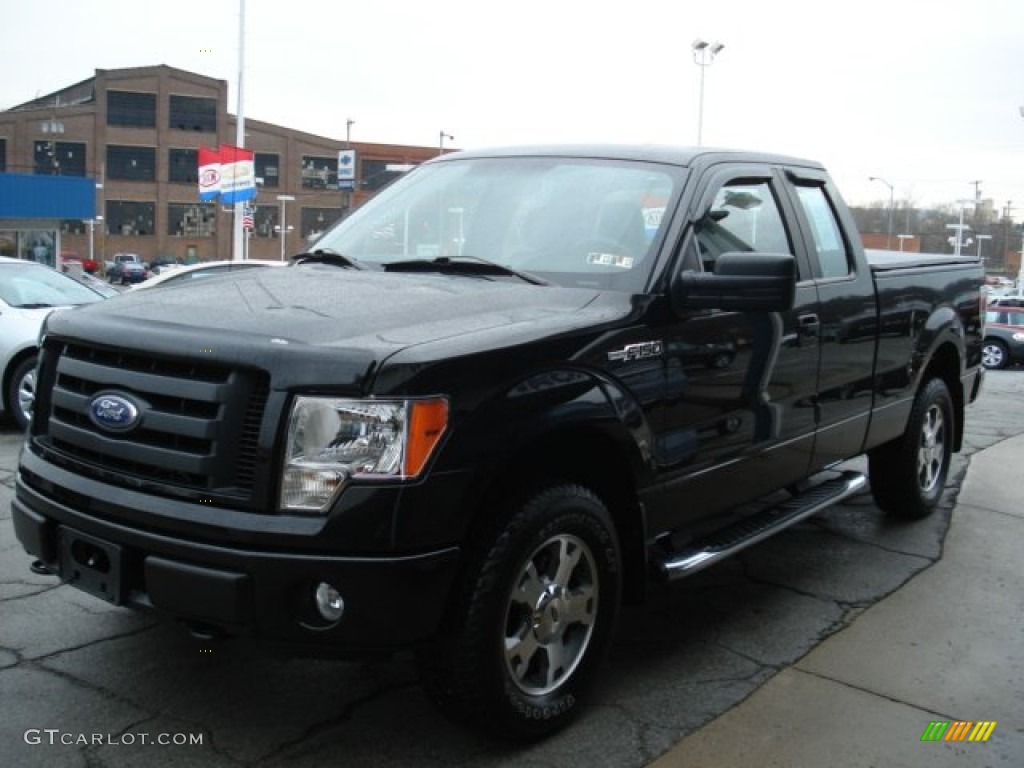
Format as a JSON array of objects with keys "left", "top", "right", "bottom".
[{"left": 280, "top": 396, "right": 448, "bottom": 513}]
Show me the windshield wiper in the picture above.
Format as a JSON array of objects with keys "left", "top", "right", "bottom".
[
  {"left": 290, "top": 249, "right": 366, "bottom": 270},
  {"left": 17, "top": 303, "right": 55, "bottom": 309},
  {"left": 382, "top": 256, "right": 549, "bottom": 286}
]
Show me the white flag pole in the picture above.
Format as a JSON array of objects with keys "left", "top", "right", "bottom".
[{"left": 232, "top": 0, "right": 247, "bottom": 261}]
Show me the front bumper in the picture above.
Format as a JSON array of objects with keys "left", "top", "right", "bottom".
[{"left": 12, "top": 471, "right": 461, "bottom": 655}]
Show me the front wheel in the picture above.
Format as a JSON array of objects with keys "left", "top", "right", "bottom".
[
  {"left": 419, "top": 484, "right": 621, "bottom": 741},
  {"left": 981, "top": 339, "right": 1008, "bottom": 370},
  {"left": 868, "top": 377, "right": 954, "bottom": 519}
]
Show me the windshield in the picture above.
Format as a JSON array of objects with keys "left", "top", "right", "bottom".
[
  {"left": 0, "top": 263, "right": 108, "bottom": 307},
  {"left": 312, "top": 155, "right": 681, "bottom": 292}
]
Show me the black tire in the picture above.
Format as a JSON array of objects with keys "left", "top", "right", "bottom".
[
  {"left": 868, "top": 378, "right": 953, "bottom": 519},
  {"left": 7, "top": 355, "right": 38, "bottom": 432},
  {"left": 418, "top": 484, "right": 621, "bottom": 741},
  {"left": 981, "top": 339, "right": 1008, "bottom": 370}
]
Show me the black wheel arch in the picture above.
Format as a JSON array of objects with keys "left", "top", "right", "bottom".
[
  {"left": 916, "top": 340, "right": 965, "bottom": 453},
  {"left": 442, "top": 370, "right": 655, "bottom": 607}
]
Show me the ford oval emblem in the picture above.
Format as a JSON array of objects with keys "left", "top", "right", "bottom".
[{"left": 88, "top": 394, "right": 141, "bottom": 433}]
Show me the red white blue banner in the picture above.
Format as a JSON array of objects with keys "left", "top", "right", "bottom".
[
  {"left": 198, "top": 146, "right": 221, "bottom": 201},
  {"left": 197, "top": 144, "right": 256, "bottom": 204},
  {"left": 218, "top": 144, "right": 257, "bottom": 204}
]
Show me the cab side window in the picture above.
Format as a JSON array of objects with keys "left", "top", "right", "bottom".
[
  {"left": 794, "top": 184, "right": 850, "bottom": 279},
  {"left": 695, "top": 180, "right": 794, "bottom": 272}
]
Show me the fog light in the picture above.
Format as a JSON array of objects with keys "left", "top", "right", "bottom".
[{"left": 314, "top": 582, "right": 345, "bottom": 622}]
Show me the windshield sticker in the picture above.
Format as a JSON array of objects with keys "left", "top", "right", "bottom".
[{"left": 586, "top": 252, "right": 635, "bottom": 269}]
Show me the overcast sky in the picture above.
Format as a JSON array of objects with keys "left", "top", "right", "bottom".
[{"left": 4, "top": 0, "right": 1024, "bottom": 218}]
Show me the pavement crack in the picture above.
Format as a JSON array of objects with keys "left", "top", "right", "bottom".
[
  {"left": 18, "top": 656, "right": 161, "bottom": 721},
  {"left": 36, "top": 622, "right": 161, "bottom": 662},
  {"left": 0, "top": 582, "right": 63, "bottom": 602},
  {"left": 790, "top": 666, "right": 954, "bottom": 719},
  {"left": 247, "top": 678, "right": 421, "bottom": 764}
]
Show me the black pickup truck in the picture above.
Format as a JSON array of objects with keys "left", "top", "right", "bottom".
[{"left": 13, "top": 146, "right": 984, "bottom": 739}]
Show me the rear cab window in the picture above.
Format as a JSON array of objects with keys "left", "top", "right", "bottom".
[{"left": 793, "top": 184, "right": 851, "bottom": 280}]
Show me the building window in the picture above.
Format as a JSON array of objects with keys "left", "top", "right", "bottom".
[
  {"left": 107, "top": 90, "right": 156, "bottom": 128},
  {"left": 249, "top": 205, "right": 279, "bottom": 238},
  {"left": 33, "top": 141, "right": 87, "bottom": 176},
  {"left": 301, "top": 156, "right": 337, "bottom": 189},
  {"left": 169, "top": 148, "right": 198, "bottom": 183},
  {"left": 169, "top": 95, "right": 217, "bottom": 132},
  {"left": 0, "top": 139, "right": 6, "bottom": 172},
  {"left": 168, "top": 203, "right": 216, "bottom": 237},
  {"left": 255, "top": 153, "right": 279, "bottom": 188},
  {"left": 301, "top": 207, "right": 342, "bottom": 239},
  {"left": 360, "top": 158, "right": 412, "bottom": 192},
  {"left": 107, "top": 146, "right": 157, "bottom": 181},
  {"left": 61, "top": 220, "right": 87, "bottom": 235},
  {"left": 106, "top": 201, "right": 156, "bottom": 236}
]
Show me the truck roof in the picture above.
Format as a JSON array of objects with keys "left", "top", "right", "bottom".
[{"left": 434, "top": 144, "right": 826, "bottom": 170}]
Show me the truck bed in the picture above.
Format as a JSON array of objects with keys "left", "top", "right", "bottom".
[{"left": 866, "top": 248, "right": 981, "bottom": 272}]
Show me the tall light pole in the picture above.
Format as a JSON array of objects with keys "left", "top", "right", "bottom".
[
  {"left": 344, "top": 118, "right": 355, "bottom": 214},
  {"left": 232, "top": 0, "right": 247, "bottom": 262},
  {"left": 947, "top": 199, "right": 976, "bottom": 258},
  {"left": 869, "top": 176, "right": 894, "bottom": 249},
  {"left": 976, "top": 233, "right": 992, "bottom": 265},
  {"left": 1018, "top": 107, "right": 1024, "bottom": 287},
  {"left": 276, "top": 194, "right": 295, "bottom": 261},
  {"left": 691, "top": 39, "right": 724, "bottom": 146},
  {"left": 439, "top": 131, "right": 454, "bottom": 155}
]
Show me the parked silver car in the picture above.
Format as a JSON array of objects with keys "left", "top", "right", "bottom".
[{"left": 0, "top": 257, "right": 108, "bottom": 429}]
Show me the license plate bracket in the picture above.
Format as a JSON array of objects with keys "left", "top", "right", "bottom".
[{"left": 58, "top": 527, "right": 124, "bottom": 604}]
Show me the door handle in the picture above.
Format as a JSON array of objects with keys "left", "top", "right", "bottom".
[
  {"left": 798, "top": 314, "right": 820, "bottom": 339},
  {"left": 799, "top": 313, "right": 820, "bottom": 328}
]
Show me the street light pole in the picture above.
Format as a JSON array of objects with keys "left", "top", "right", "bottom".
[
  {"left": 276, "top": 194, "right": 295, "bottom": 261},
  {"left": 691, "top": 39, "right": 724, "bottom": 146},
  {"left": 345, "top": 118, "right": 355, "bottom": 213},
  {"left": 1018, "top": 107, "right": 1024, "bottom": 288},
  {"left": 869, "top": 176, "right": 894, "bottom": 249},
  {"left": 439, "top": 131, "right": 454, "bottom": 155},
  {"left": 975, "top": 234, "right": 992, "bottom": 265}
]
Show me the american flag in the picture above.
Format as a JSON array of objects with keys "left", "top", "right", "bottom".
[{"left": 242, "top": 205, "right": 255, "bottom": 231}]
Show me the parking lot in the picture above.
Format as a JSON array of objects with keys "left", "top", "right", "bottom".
[{"left": 1, "top": 371, "right": 1023, "bottom": 767}]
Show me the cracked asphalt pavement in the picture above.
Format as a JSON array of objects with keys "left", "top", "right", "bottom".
[{"left": 2, "top": 370, "right": 1022, "bottom": 767}]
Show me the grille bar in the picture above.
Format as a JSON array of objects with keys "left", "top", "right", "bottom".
[{"left": 57, "top": 355, "right": 229, "bottom": 402}]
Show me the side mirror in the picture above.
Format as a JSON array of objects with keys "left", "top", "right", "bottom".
[{"left": 672, "top": 252, "right": 796, "bottom": 313}]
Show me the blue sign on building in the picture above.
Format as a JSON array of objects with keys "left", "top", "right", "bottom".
[{"left": 0, "top": 173, "right": 96, "bottom": 219}]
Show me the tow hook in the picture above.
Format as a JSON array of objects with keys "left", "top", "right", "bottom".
[{"left": 185, "top": 621, "right": 227, "bottom": 642}]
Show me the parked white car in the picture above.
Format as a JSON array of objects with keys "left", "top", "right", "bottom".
[
  {"left": 0, "top": 257, "right": 109, "bottom": 429},
  {"left": 128, "top": 259, "right": 284, "bottom": 290}
]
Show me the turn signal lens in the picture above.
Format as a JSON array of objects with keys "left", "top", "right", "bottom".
[{"left": 405, "top": 399, "right": 449, "bottom": 476}]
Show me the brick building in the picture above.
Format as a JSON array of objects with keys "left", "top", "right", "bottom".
[{"left": 0, "top": 65, "right": 441, "bottom": 266}]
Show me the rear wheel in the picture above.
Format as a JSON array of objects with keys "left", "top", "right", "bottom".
[
  {"left": 868, "top": 377, "right": 953, "bottom": 519},
  {"left": 981, "top": 339, "right": 1008, "bottom": 370},
  {"left": 419, "top": 484, "right": 621, "bottom": 741}
]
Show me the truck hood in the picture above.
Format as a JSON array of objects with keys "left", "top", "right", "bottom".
[{"left": 47, "top": 268, "right": 620, "bottom": 388}]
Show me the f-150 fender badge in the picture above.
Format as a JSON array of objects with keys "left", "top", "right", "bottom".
[
  {"left": 88, "top": 393, "right": 141, "bottom": 433},
  {"left": 608, "top": 340, "right": 664, "bottom": 362}
]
